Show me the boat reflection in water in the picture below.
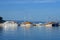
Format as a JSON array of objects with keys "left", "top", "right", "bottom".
[
  {"left": 0, "top": 26, "right": 3, "bottom": 32},
  {"left": 2, "top": 21, "right": 18, "bottom": 31}
]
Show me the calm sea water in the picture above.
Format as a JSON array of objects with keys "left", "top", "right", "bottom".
[
  {"left": 0, "top": 21, "right": 60, "bottom": 40},
  {"left": 0, "top": 26, "right": 60, "bottom": 40}
]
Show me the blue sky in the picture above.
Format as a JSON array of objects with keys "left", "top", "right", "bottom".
[{"left": 0, "top": 0, "right": 60, "bottom": 21}]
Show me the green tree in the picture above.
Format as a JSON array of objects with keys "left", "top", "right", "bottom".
[{"left": 0, "top": 16, "right": 3, "bottom": 20}]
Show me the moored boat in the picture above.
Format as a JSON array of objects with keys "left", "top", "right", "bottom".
[
  {"left": 20, "top": 21, "right": 32, "bottom": 28},
  {"left": 3, "top": 21, "right": 18, "bottom": 27},
  {"left": 45, "top": 22, "right": 59, "bottom": 27}
]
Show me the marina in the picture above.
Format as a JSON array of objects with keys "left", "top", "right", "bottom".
[
  {"left": 0, "top": 0, "right": 60, "bottom": 40},
  {"left": 0, "top": 20, "right": 60, "bottom": 40},
  {"left": 0, "top": 20, "right": 60, "bottom": 28}
]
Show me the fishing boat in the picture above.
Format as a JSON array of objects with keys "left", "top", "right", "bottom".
[
  {"left": 45, "top": 22, "right": 59, "bottom": 27},
  {"left": 2, "top": 21, "right": 18, "bottom": 30},
  {"left": 20, "top": 22, "right": 32, "bottom": 28},
  {"left": 3, "top": 21, "right": 18, "bottom": 27}
]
